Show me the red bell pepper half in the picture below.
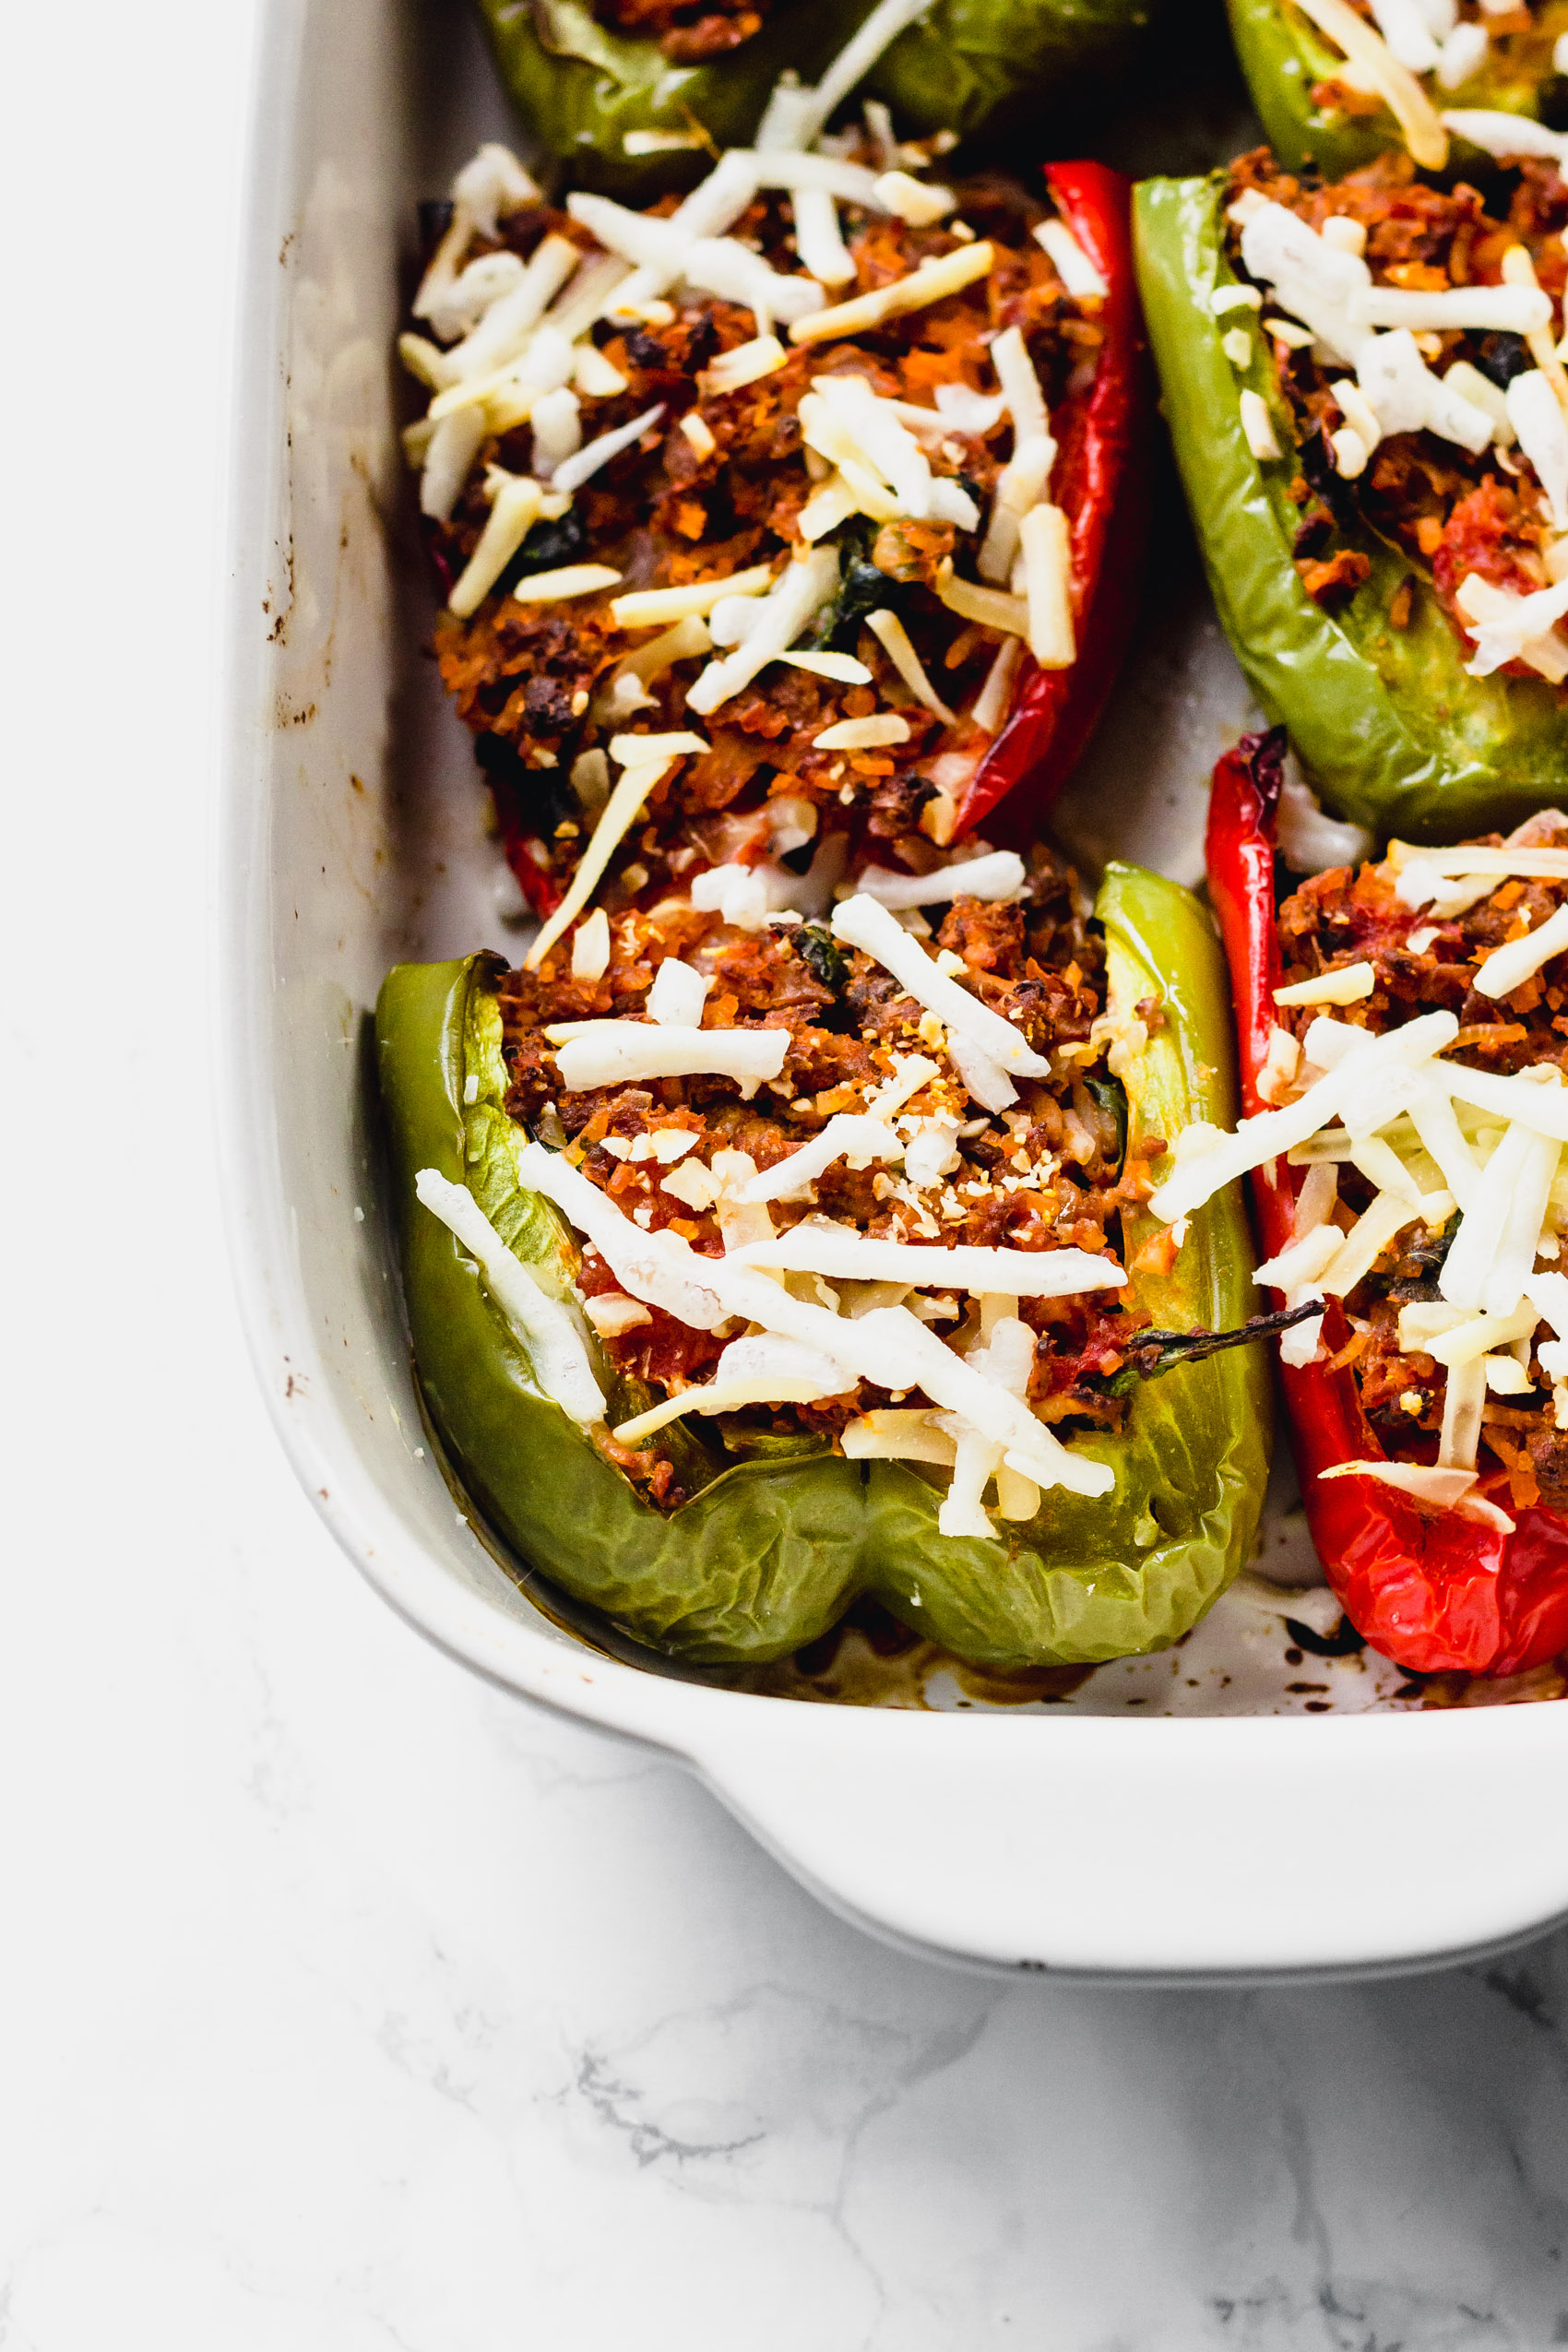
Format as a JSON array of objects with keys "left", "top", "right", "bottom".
[
  {"left": 956, "top": 161, "right": 1151, "bottom": 845},
  {"left": 1206, "top": 729, "right": 1568, "bottom": 1678}
]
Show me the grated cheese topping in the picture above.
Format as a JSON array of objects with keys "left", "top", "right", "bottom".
[
  {"left": 852, "top": 850, "right": 1027, "bottom": 909},
  {"left": 832, "top": 890, "right": 1051, "bottom": 1081},
  {"left": 1158, "top": 837, "right": 1568, "bottom": 1520},
  {"left": 1292, "top": 0, "right": 1449, "bottom": 165},
  {"left": 727, "top": 1222, "right": 1127, "bottom": 1297},
  {"left": 415, "top": 1170, "right": 605, "bottom": 1424},
  {"left": 517, "top": 1138, "right": 1114, "bottom": 1501},
  {"left": 788, "top": 241, "right": 995, "bottom": 347},
  {"left": 546, "top": 1020, "right": 789, "bottom": 1099}
]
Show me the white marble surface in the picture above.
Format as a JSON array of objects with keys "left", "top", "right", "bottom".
[{"left": 7, "top": 5, "right": 1568, "bottom": 2345}]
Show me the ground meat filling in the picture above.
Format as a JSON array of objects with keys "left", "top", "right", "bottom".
[
  {"left": 1226, "top": 147, "right": 1568, "bottom": 672},
  {"left": 419, "top": 169, "right": 1105, "bottom": 903},
  {"left": 496, "top": 850, "right": 1162, "bottom": 1479},
  {"left": 1273, "top": 825, "right": 1568, "bottom": 1509},
  {"left": 592, "top": 0, "right": 769, "bottom": 62}
]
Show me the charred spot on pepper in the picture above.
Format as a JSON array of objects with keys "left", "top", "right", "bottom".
[
  {"left": 624, "top": 313, "right": 720, "bottom": 376},
  {"left": 1291, "top": 506, "right": 1336, "bottom": 563},
  {"left": 1095, "top": 1301, "right": 1322, "bottom": 1396},
  {"left": 1471, "top": 332, "right": 1535, "bottom": 392},
  {"left": 1083, "top": 1075, "right": 1127, "bottom": 1171},
  {"left": 1384, "top": 1223, "right": 1455, "bottom": 1303},
  {"left": 416, "top": 198, "right": 454, "bottom": 252},
  {"left": 796, "top": 921, "right": 850, "bottom": 995},
  {"left": 475, "top": 731, "right": 578, "bottom": 837},
  {"left": 1296, "top": 420, "right": 1358, "bottom": 529},
  {"left": 811, "top": 524, "right": 913, "bottom": 654},
  {"left": 496, "top": 507, "right": 588, "bottom": 598}
]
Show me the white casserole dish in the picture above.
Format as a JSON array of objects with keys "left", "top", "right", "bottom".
[{"left": 220, "top": 0, "right": 1568, "bottom": 1980}]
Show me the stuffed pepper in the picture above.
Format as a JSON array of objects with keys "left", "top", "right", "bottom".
[
  {"left": 378, "top": 826, "right": 1271, "bottom": 1666},
  {"left": 399, "top": 122, "right": 1146, "bottom": 885},
  {"left": 1228, "top": 0, "right": 1568, "bottom": 182},
  {"left": 1136, "top": 142, "right": 1568, "bottom": 839},
  {"left": 1151, "top": 726, "right": 1568, "bottom": 1677},
  {"left": 473, "top": 0, "right": 1155, "bottom": 194}
]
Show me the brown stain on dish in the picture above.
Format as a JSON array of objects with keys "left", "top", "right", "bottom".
[{"left": 720, "top": 1600, "right": 1098, "bottom": 1708}]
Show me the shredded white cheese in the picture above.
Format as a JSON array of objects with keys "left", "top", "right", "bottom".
[
  {"left": 814, "top": 713, "right": 910, "bottom": 751},
  {"left": 1317, "top": 1460, "right": 1502, "bottom": 1516},
  {"left": 447, "top": 473, "right": 543, "bottom": 618},
  {"left": 517, "top": 1140, "right": 1111, "bottom": 1496},
  {"left": 646, "top": 957, "right": 710, "bottom": 1025},
  {"left": 700, "top": 335, "right": 790, "bottom": 394},
  {"left": 741, "top": 1116, "right": 907, "bottom": 1203},
  {"left": 612, "top": 1335, "right": 849, "bottom": 1442},
  {"left": 728, "top": 1223, "right": 1126, "bottom": 1298},
  {"left": 1507, "top": 370, "right": 1568, "bottom": 532},
  {"left": 832, "top": 891, "right": 1051, "bottom": 1080},
  {"left": 1274, "top": 962, "right": 1376, "bottom": 1007},
  {"left": 1033, "top": 217, "right": 1108, "bottom": 299},
  {"left": 1293, "top": 0, "right": 1449, "bottom": 166},
  {"left": 1018, "top": 505, "right": 1075, "bottom": 668},
  {"left": 1474, "top": 902, "right": 1568, "bottom": 999},
  {"left": 789, "top": 242, "right": 995, "bottom": 347},
  {"left": 513, "top": 563, "right": 623, "bottom": 603},
  {"left": 551, "top": 404, "right": 667, "bottom": 496},
  {"left": 934, "top": 562, "right": 1030, "bottom": 640},
  {"left": 524, "top": 754, "right": 677, "bottom": 974},
  {"left": 611, "top": 565, "right": 775, "bottom": 630},
  {"left": 852, "top": 851, "right": 1026, "bottom": 909},
  {"left": 572, "top": 908, "right": 611, "bottom": 983},
  {"left": 686, "top": 547, "right": 839, "bottom": 715},
  {"left": 1240, "top": 389, "right": 1282, "bottom": 461},
  {"left": 414, "top": 1170, "right": 605, "bottom": 1424},
  {"left": 1350, "top": 283, "right": 1550, "bottom": 334},
  {"left": 547, "top": 1021, "right": 788, "bottom": 1099},
  {"left": 1441, "top": 109, "right": 1568, "bottom": 164},
  {"left": 865, "top": 608, "right": 955, "bottom": 721}
]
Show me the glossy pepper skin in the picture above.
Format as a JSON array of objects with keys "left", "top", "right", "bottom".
[
  {"left": 1134, "top": 172, "right": 1568, "bottom": 843},
  {"left": 1226, "top": 0, "right": 1568, "bottom": 179},
  {"left": 475, "top": 0, "right": 1155, "bottom": 195},
  {"left": 955, "top": 163, "right": 1152, "bottom": 846},
  {"left": 1207, "top": 727, "right": 1568, "bottom": 1676},
  {"left": 374, "top": 863, "right": 1268, "bottom": 1668}
]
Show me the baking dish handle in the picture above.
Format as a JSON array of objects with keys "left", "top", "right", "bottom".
[{"left": 684, "top": 1706, "right": 1568, "bottom": 1980}]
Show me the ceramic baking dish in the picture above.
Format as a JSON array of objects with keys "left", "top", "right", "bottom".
[{"left": 220, "top": 0, "right": 1568, "bottom": 1980}]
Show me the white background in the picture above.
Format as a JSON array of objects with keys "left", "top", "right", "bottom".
[{"left": 6, "top": 3, "right": 1568, "bottom": 2344}]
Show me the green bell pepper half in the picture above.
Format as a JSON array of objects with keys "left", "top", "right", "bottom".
[
  {"left": 374, "top": 860, "right": 1267, "bottom": 1668},
  {"left": 476, "top": 0, "right": 1153, "bottom": 193},
  {"left": 1227, "top": 0, "right": 1568, "bottom": 179},
  {"left": 1134, "top": 170, "right": 1567, "bottom": 840}
]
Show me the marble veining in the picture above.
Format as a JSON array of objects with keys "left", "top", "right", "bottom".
[{"left": 6, "top": 1313, "right": 1568, "bottom": 2348}]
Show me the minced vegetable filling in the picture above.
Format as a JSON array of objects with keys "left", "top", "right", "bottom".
[
  {"left": 1270, "top": 825, "right": 1568, "bottom": 1511},
  {"left": 495, "top": 847, "right": 1167, "bottom": 1497},
  {"left": 1225, "top": 146, "right": 1568, "bottom": 676}
]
